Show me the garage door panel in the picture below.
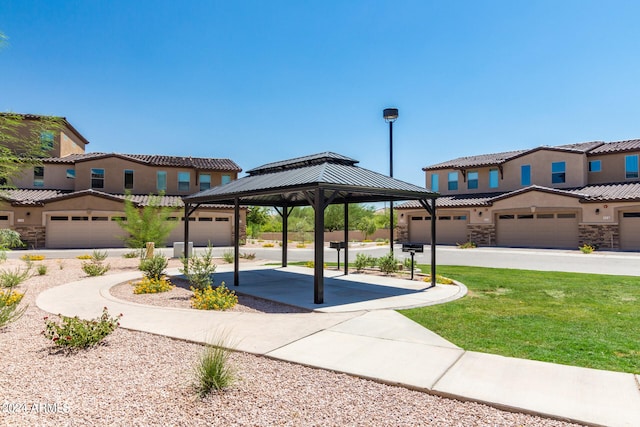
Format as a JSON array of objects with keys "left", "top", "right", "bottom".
[
  {"left": 168, "top": 216, "right": 232, "bottom": 247},
  {"left": 620, "top": 212, "right": 640, "bottom": 251},
  {"left": 496, "top": 212, "right": 578, "bottom": 249},
  {"left": 409, "top": 214, "right": 468, "bottom": 245},
  {"left": 46, "top": 214, "right": 128, "bottom": 249}
]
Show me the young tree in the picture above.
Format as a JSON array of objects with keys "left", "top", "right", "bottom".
[
  {"left": 357, "top": 216, "right": 377, "bottom": 240},
  {"left": 246, "top": 206, "right": 271, "bottom": 239},
  {"left": 115, "top": 193, "right": 179, "bottom": 250}
]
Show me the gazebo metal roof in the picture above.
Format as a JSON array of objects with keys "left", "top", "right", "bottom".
[{"left": 182, "top": 152, "right": 439, "bottom": 304}]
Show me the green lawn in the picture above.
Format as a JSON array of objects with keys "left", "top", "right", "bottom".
[{"left": 400, "top": 266, "right": 640, "bottom": 374}]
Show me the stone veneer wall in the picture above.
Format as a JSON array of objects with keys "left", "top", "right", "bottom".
[
  {"left": 396, "top": 223, "right": 409, "bottom": 242},
  {"left": 467, "top": 224, "right": 496, "bottom": 246},
  {"left": 578, "top": 224, "right": 619, "bottom": 250},
  {"left": 13, "top": 225, "right": 46, "bottom": 249}
]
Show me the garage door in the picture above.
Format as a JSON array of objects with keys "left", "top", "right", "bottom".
[
  {"left": 620, "top": 212, "right": 640, "bottom": 251},
  {"left": 168, "top": 216, "right": 232, "bottom": 247},
  {"left": 46, "top": 214, "right": 128, "bottom": 249},
  {"left": 496, "top": 212, "right": 578, "bottom": 249},
  {"left": 409, "top": 214, "right": 468, "bottom": 245}
]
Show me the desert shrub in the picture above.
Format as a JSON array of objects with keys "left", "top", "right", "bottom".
[
  {"left": 37, "top": 264, "right": 47, "bottom": 276},
  {"left": 122, "top": 251, "right": 139, "bottom": 259},
  {"left": 81, "top": 261, "right": 110, "bottom": 277},
  {"left": 20, "top": 254, "right": 45, "bottom": 261},
  {"left": 403, "top": 257, "right": 414, "bottom": 270},
  {"left": 193, "top": 337, "right": 236, "bottom": 396},
  {"left": 296, "top": 243, "right": 306, "bottom": 248},
  {"left": 240, "top": 252, "right": 256, "bottom": 260},
  {"left": 133, "top": 276, "right": 174, "bottom": 294},
  {"left": 0, "top": 289, "right": 27, "bottom": 329},
  {"left": 76, "top": 254, "right": 92, "bottom": 260},
  {"left": 262, "top": 243, "right": 274, "bottom": 248},
  {"left": 423, "top": 274, "right": 455, "bottom": 285},
  {"left": 457, "top": 241, "right": 477, "bottom": 249},
  {"left": 191, "top": 283, "right": 238, "bottom": 311},
  {"left": 378, "top": 252, "right": 399, "bottom": 274},
  {"left": 180, "top": 245, "right": 216, "bottom": 291},
  {"left": 222, "top": 250, "right": 234, "bottom": 264},
  {"left": 0, "top": 267, "right": 31, "bottom": 288},
  {"left": 42, "top": 307, "right": 122, "bottom": 349},
  {"left": 91, "top": 249, "right": 109, "bottom": 262},
  {"left": 579, "top": 244, "right": 596, "bottom": 254},
  {"left": 354, "top": 253, "right": 376, "bottom": 272},
  {"left": 138, "top": 254, "right": 168, "bottom": 280}
]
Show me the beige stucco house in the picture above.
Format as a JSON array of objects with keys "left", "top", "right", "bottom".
[
  {"left": 1, "top": 114, "right": 245, "bottom": 249},
  {"left": 398, "top": 140, "right": 640, "bottom": 251}
]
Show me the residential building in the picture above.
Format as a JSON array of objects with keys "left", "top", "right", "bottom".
[
  {"left": 398, "top": 140, "right": 640, "bottom": 251},
  {"left": 1, "top": 114, "right": 245, "bottom": 249}
]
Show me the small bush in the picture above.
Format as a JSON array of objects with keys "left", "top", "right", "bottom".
[
  {"left": 262, "top": 243, "right": 274, "bottom": 248},
  {"left": 20, "top": 254, "right": 45, "bottom": 261},
  {"left": 37, "top": 264, "right": 47, "bottom": 276},
  {"left": 378, "top": 252, "right": 399, "bottom": 274},
  {"left": 191, "top": 283, "right": 238, "bottom": 311},
  {"left": 354, "top": 253, "right": 376, "bottom": 272},
  {"left": 123, "top": 251, "right": 139, "bottom": 259},
  {"left": 81, "top": 261, "right": 110, "bottom": 277},
  {"left": 296, "top": 243, "right": 306, "bottom": 248},
  {"left": 193, "top": 337, "right": 237, "bottom": 396},
  {"left": 222, "top": 250, "right": 234, "bottom": 264},
  {"left": 0, "top": 267, "right": 31, "bottom": 288},
  {"left": 0, "top": 289, "right": 27, "bottom": 329},
  {"left": 579, "top": 244, "right": 596, "bottom": 254},
  {"left": 42, "top": 307, "right": 122, "bottom": 349},
  {"left": 181, "top": 245, "right": 217, "bottom": 291},
  {"left": 0, "top": 229, "right": 24, "bottom": 250},
  {"left": 138, "top": 254, "right": 168, "bottom": 280},
  {"left": 457, "top": 241, "right": 477, "bottom": 249},
  {"left": 423, "top": 274, "right": 455, "bottom": 285},
  {"left": 76, "top": 254, "right": 92, "bottom": 260},
  {"left": 133, "top": 276, "right": 174, "bottom": 294},
  {"left": 91, "top": 249, "right": 109, "bottom": 262},
  {"left": 240, "top": 252, "right": 256, "bottom": 260}
]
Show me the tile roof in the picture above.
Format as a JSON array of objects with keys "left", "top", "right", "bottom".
[
  {"left": 423, "top": 149, "right": 526, "bottom": 170},
  {"left": 398, "top": 182, "right": 640, "bottom": 209},
  {"left": 0, "top": 112, "right": 91, "bottom": 146},
  {"left": 587, "top": 139, "right": 640, "bottom": 155},
  {"left": 0, "top": 189, "right": 231, "bottom": 208},
  {"left": 42, "top": 152, "right": 241, "bottom": 171}
]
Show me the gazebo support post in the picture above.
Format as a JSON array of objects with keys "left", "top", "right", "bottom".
[
  {"left": 183, "top": 203, "right": 190, "bottom": 260},
  {"left": 418, "top": 198, "right": 437, "bottom": 289},
  {"left": 234, "top": 198, "right": 240, "bottom": 287},
  {"left": 343, "top": 201, "right": 349, "bottom": 275},
  {"left": 275, "top": 206, "right": 292, "bottom": 267},
  {"left": 313, "top": 188, "right": 325, "bottom": 304}
]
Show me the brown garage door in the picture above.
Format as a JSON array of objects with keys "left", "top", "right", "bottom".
[
  {"left": 168, "top": 216, "right": 232, "bottom": 247},
  {"left": 620, "top": 211, "right": 640, "bottom": 251},
  {"left": 46, "top": 214, "right": 128, "bottom": 248},
  {"left": 409, "top": 214, "right": 468, "bottom": 245},
  {"left": 496, "top": 212, "right": 578, "bottom": 249}
]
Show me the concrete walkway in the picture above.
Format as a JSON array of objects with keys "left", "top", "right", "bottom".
[{"left": 36, "top": 265, "right": 640, "bottom": 427}]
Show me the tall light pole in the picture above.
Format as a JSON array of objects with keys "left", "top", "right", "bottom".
[{"left": 383, "top": 107, "right": 398, "bottom": 253}]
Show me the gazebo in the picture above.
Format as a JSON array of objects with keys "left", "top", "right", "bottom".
[{"left": 182, "top": 152, "right": 439, "bottom": 304}]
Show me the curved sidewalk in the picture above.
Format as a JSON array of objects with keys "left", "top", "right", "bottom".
[{"left": 36, "top": 266, "right": 640, "bottom": 427}]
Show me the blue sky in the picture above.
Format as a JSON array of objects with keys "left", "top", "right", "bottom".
[{"left": 2, "top": 1, "right": 640, "bottom": 185}]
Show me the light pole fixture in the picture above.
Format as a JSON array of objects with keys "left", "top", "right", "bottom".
[{"left": 383, "top": 107, "right": 398, "bottom": 253}]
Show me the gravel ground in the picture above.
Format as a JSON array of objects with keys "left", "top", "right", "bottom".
[{"left": 0, "top": 256, "right": 583, "bottom": 426}]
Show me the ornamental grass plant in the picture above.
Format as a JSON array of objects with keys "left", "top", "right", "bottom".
[{"left": 193, "top": 336, "right": 237, "bottom": 397}]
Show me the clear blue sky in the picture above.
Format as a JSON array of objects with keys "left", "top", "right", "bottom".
[{"left": 2, "top": 1, "right": 640, "bottom": 185}]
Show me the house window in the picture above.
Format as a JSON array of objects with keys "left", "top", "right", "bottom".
[
  {"left": 178, "top": 172, "right": 190, "bottom": 191},
  {"left": 199, "top": 173, "right": 211, "bottom": 191},
  {"left": 431, "top": 173, "right": 439, "bottom": 192},
  {"left": 124, "top": 169, "right": 134, "bottom": 190},
  {"left": 66, "top": 169, "right": 75, "bottom": 179},
  {"left": 489, "top": 168, "right": 499, "bottom": 188},
  {"left": 157, "top": 171, "right": 167, "bottom": 191},
  {"left": 33, "top": 166, "right": 44, "bottom": 187},
  {"left": 447, "top": 172, "right": 458, "bottom": 191},
  {"left": 521, "top": 165, "right": 531, "bottom": 186},
  {"left": 588, "top": 160, "right": 601, "bottom": 172},
  {"left": 467, "top": 171, "right": 478, "bottom": 189},
  {"left": 552, "top": 162, "right": 566, "bottom": 184},
  {"left": 40, "top": 131, "right": 54, "bottom": 151},
  {"left": 625, "top": 155, "right": 639, "bottom": 179},
  {"left": 91, "top": 168, "right": 104, "bottom": 189},
  {"left": 221, "top": 174, "right": 231, "bottom": 185}
]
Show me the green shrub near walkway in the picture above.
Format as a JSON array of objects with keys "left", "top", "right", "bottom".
[{"left": 400, "top": 265, "right": 640, "bottom": 374}]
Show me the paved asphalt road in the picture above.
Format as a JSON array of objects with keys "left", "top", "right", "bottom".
[{"left": 7, "top": 244, "right": 640, "bottom": 276}]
